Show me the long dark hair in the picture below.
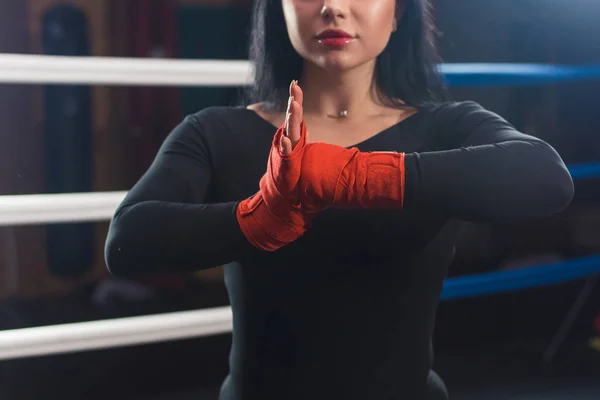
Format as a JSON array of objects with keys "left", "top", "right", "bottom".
[{"left": 245, "top": 0, "right": 448, "bottom": 112}]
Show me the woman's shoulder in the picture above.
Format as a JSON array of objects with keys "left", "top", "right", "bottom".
[
  {"left": 423, "top": 100, "right": 502, "bottom": 122},
  {"left": 422, "top": 100, "right": 512, "bottom": 131},
  {"left": 183, "top": 104, "right": 276, "bottom": 133},
  {"left": 162, "top": 105, "right": 278, "bottom": 160},
  {"left": 184, "top": 105, "right": 256, "bottom": 130},
  {"left": 419, "top": 100, "right": 515, "bottom": 148}
]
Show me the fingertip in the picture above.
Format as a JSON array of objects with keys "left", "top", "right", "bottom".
[{"left": 293, "top": 83, "right": 303, "bottom": 103}]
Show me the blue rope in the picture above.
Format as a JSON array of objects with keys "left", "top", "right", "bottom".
[
  {"left": 441, "top": 63, "right": 600, "bottom": 87},
  {"left": 441, "top": 255, "right": 600, "bottom": 300},
  {"left": 568, "top": 163, "right": 600, "bottom": 180},
  {"left": 425, "top": 63, "right": 600, "bottom": 299},
  {"left": 438, "top": 163, "right": 600, "bottom": 300}
]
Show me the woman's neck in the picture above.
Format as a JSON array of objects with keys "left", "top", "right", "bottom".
[{"left": 299, "top": 62, "right": 383, "bottom": 120}]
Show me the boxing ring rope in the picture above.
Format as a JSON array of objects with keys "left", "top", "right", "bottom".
[
  {"left": 1, "top": 53, "right": 600, "bottom": 361},
  {"left": 0, "top": 307, "right": 233, "bottom": 361},
  {"left": 0, "top": 191, "right": 127, "bottom": 226},
  {"left": 0, "top": 54, "right": 253, "bottom": 87},
  {"left": 1, "top": 255, "right": 599, "bottom": 361},
  {"left": 0, "top": 163, "right": 597, "bottom": 226},
  {"left": 2, "top": 53, "right": 600, "bottom": 87}
]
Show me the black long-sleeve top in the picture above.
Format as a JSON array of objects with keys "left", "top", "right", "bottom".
[{"left": 105, "top": 101, "right": 573, "bottom": 400}]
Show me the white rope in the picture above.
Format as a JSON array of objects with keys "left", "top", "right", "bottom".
[
  {"left": 0, "top": 192, "right": 126, "bottom": 225},
  {"left": 0, "top": 53, "right": 253, "bottom": 86},
  {"left": 0, "top": 306, "right": 233, "bottom": 360}
]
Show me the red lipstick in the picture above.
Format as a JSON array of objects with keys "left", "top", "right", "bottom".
[{"left": 316, "top": 29, "right": 355, "bottom": 49}]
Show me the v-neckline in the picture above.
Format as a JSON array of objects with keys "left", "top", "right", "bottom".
[{"left": 239, "top": 106, "right": 425, "bottom": 150}]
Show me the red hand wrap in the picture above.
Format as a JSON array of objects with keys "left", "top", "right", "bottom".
[
  {"left": 300, "top": 142, "right": 406, "bottom": 211},
  {"left": 236, "top": 122, "right": 310, "bottom": 251}
]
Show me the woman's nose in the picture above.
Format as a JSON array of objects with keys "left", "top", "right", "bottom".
[{"left": 320, "top": 0, "right": 347, "bottom": 21}]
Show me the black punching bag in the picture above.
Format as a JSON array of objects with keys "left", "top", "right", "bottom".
[{"left": 42, "top": 5, "right": 93, "bottom": 278}]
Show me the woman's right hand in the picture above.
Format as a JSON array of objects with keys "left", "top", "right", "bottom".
[
  {"left": 281, "top": 80, "right": 304, "bottom": 155},
  {"left": 235, "top": 81, "right": 311, "bottom": 252},
  {"left": 264, "top": 80, "right": 308, "bottom": 206}
]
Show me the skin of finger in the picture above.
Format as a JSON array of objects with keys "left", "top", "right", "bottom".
[
  {"left": 288, "top": 101, "right": 302, "bottom": 147},
  {"left": 285, "top": 95, "right": 294, "bottom": 137},
  {"left": 281, "top": 93, "right": 297, "bottom": 153},
  {"left": 291, "top": 82, "right": 303, "bottom": 106},
  {"left": 286, "top": 81, "right": 302, "bottom": 138}
]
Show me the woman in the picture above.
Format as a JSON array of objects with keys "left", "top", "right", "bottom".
[{"left": 105, "top": 0, "right": 574, "bottom": 398}]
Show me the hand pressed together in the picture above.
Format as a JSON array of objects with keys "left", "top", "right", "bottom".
[
  {"left": 288, "top": 82, "right": 406, "bottom": 213},
  {"left": 236, "top": 81, "right": 406, "bottom": 251},
  {"left": 235, "top": 81, "right": 310, "bottom": 251}
]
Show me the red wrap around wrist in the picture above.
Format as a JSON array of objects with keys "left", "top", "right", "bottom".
[
  {"left": 300, "top": 142, "right": 405, "bottom": 211},
  {"left": 236, "top": 122, "right": 310, "bottom": 251}
]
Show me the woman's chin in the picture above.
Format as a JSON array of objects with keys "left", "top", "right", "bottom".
[{"left": 308, "top": 52, "right": 365, "bottom": 73}]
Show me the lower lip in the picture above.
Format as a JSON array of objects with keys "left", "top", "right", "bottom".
[{"left": 317, "top": 37, "right": 354, "bottom": 48}]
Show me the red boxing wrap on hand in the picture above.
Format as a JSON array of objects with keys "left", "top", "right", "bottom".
[
  {"left": 300, "top": 142, "right": 406, "bottom": 212},
  {"left": 236, "top": 122, "right": 310, "bottom": 251}
]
